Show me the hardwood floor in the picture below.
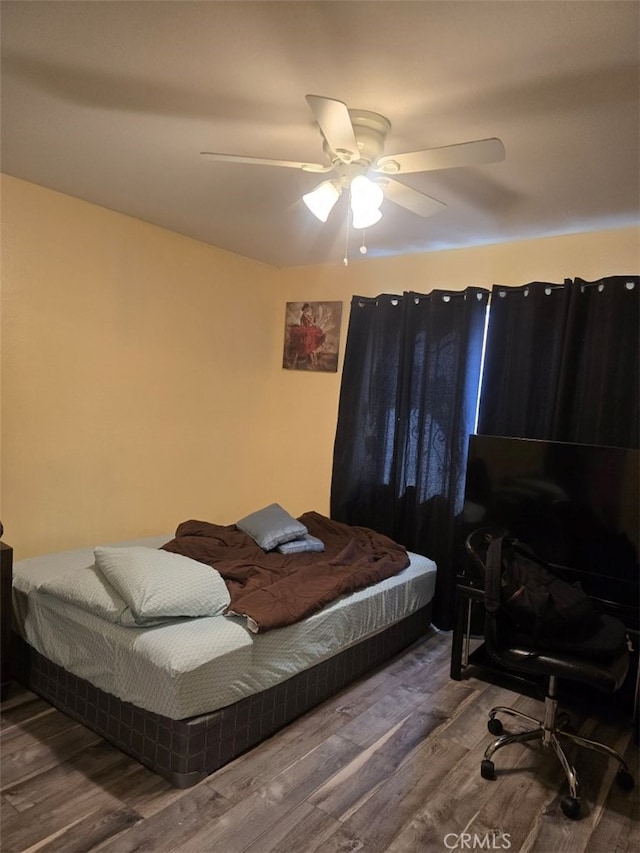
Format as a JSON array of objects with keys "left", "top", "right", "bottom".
[{"left": 1, "top": 629, "right": 637, "bottom": 852}]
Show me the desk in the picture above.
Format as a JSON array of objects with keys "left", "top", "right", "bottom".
[
  {"left": 450, "top": 577, "right": 484, "bottom": 681},
  {"left": 1, "top": 541, "right": 13, "bottom": 700}
]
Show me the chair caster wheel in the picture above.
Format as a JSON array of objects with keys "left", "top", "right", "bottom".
[
  {"left": 481, "top": 759, "right": 496, "bottom": 780},
  {"left": 488, "top": 718, "right": 503, "bottom": 736},
  {"left": 557, "top": 712, "right": 573, "bottom": 732},
  {"left": 560, "top": 795, "right": 581, "bottom": 820},
  {"left": 616, "top": 769, "right": 635, "bottom": 791}
]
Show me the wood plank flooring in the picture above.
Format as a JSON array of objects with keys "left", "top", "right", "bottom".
[{"left": 1, "top": 629, "right": 637, "bottom": 852}]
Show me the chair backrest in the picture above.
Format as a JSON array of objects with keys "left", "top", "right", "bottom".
[
  {"left": 464, "top": 526, "right": 506, "bottom": 579},
  {"left": 467, "top": 527, "right": 628, "bottom": 668},
  {"left": 464, "top": 527, "right": 507, "bottom": 659}
]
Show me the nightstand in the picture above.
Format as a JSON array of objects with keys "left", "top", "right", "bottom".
[{"left": 1, "top": 541, "right": 14, "bottom": 700}]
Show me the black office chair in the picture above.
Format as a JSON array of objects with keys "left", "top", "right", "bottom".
[{"left": 465, "top": 527, "right": 635, "bottom": 820}]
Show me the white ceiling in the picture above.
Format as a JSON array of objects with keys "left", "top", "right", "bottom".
[{"left": 2, "top": 1, "right": 639, "bottom": 268}]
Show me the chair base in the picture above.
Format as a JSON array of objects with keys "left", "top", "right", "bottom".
[{"left": 480, "top": 678, "right": 635, "bottom": 820}]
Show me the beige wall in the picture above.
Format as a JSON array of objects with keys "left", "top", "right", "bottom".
[
  {"left": 2, "top": 174, "right": 638, "bottom": 557},
  {"left": 1, "top": 175, "right": 282, "bottom": 556}
]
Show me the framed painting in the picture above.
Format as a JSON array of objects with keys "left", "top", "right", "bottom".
[{"left": 282, "top": 301, "right": 343, "bottom": 372}]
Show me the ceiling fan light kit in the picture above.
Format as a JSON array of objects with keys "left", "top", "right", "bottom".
[
  {"left": 350, "top": 175, "right": 384, "bottom": 230},
  {"left": 351, "top": 206, "right": 382, "bottom": 231},
  {"left": 201, "top": 94, "right": 505, "bottom": 258},
  {"left": 302, "top": 180, "right": 341, "bottom": 222}
]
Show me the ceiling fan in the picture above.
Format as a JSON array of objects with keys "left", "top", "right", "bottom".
[{"left": 201, "top": 95, "right": 505, "bottom": 230}]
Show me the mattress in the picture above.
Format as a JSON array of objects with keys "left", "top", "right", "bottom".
[{"left": 13, "top": 535, "right": 437, "bottom": 720}]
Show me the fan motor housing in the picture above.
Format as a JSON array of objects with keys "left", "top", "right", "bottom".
[{"left": 323, "top": 109, "right": 391, "bottom": 169}]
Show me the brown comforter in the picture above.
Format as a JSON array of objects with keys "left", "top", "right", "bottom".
[{"left": 161, "top": 511, "right": 410, "bottom": 632}]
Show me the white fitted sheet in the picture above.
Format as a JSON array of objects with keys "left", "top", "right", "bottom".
[{"left": 13, "top": 535, "right": 437, "bottom": 720}]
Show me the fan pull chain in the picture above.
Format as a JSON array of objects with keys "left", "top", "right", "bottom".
[
  {"left": 343, "top": 214, "right": 350, "bottom": 266},
  {"left": 343, "top": 219, "right": 369, "bottom": 265}
]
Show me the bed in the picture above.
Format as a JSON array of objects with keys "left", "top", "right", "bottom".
[{"left": 11, "top": 510, "right": 437, "bottom": 787}]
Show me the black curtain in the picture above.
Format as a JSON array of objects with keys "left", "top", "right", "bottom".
[
  {"left": 478, "top": 276, "right": 639, "bottom": 448},
  {"left": 331, "top": 288, "right": 488, "bottom": 628}
]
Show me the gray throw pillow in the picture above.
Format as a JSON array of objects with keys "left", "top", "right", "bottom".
[{"left": 236, "top": 503, "right": 307, "bottom": 551}]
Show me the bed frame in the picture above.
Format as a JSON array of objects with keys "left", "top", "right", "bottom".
[{"left": 13, "top": 603, "right": 431, "bottom": 787}]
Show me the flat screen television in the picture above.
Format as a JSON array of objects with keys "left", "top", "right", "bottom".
[{"left": 462, "top": 435, "right": 639, "bottom": 626}]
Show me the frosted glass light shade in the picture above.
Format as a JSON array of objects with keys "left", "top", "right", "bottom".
[
  {"left": 303, "top": 181, "right": 341, "bottom": 222},
  {"left": 350, "top": 175, "right": 384, "bottom": 208},
  {"left": 350, "top": 175, "right": 384, "bottom": 229},
  {"left": 352, "top": 207, "right": 382, "bottom": 229}
]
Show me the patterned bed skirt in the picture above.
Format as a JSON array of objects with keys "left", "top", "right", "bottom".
[{"left": 13, "top": 603, "right": 432, "bottom": 787}]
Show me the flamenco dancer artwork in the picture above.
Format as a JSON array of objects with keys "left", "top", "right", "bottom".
[{"left": 283, "top": 301, "right": 343, "bottom": 372}]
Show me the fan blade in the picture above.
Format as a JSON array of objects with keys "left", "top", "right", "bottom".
[
  {"left": 382, "top": 179, "right": 446, "bottom": 218},
  {"left": 305, "top": 95, "right": 359, "bottom": 162},
  {"left": 201, "top": 152, "right": 332, "bottom": 173},
  {"left": 375, "top": 138, "right": 505, "bottom": 175}
]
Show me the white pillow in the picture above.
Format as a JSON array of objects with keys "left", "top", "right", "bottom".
[
  {"left": 94, "top": 546, "right": 230, "bottom": 623},
  {"left": 40, "top": 565, "right": 173, "bottom": 627},
  {"left": 40, "top": 565, "right": 130, "bottom": 623},
  {"left": 236, "top": 503, "right": 307, "bottom": 551}
]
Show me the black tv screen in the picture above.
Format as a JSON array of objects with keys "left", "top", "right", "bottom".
[{"left": 462, "top": 435, "right": 639, "bottom": 615}]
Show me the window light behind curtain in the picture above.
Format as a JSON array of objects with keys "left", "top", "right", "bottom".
[{"left": 331, "top": 288, "right": 488, "bottom": 629}]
